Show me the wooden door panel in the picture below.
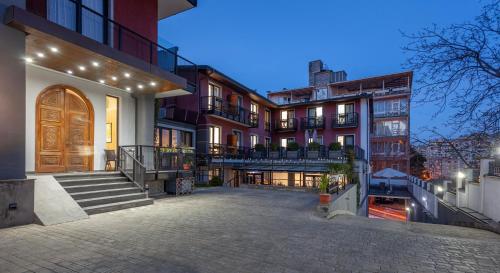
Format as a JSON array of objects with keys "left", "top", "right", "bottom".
[
  {"left": 36, "top": 86, "right": 93, "bottom": 173},
  {"left": 37, "top": 88, "right": 65, "bottom": 172}
]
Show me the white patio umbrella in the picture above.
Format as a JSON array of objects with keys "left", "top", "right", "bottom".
[{"left": 373, "top": 168, "right": 408, "bottom": 193}]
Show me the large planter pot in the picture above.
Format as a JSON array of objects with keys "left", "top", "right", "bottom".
[
  {"left": 329, "top": 150, "right": 342, "bottom": 159},
  {"left": 307, "top": 151, "right": 319, "bottom": 159},
  {"left": 319, "top": 193, "right": 332, "bottom": 204},
  {"left": 287, "top": 151, "right": 298, "bottom": 159},
  {"left": 270, "top": 151, "right": 280, "bottom": 159}
]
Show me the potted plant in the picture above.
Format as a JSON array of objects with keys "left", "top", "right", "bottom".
[
  {"left": 286, "top": 142, "right": 300, "bottom": 159},
  {"left": 209, "top": 176, "right": 223, "bottom": 187},
  {"left": 270, "top": 143, "right": 280, "bottom": 159},
  {"left": 253, "top": 144, "right": 266, "bottom": 159},
  {"left": 183, "top": 157, "right": 192, "bottom": 170},
  {"left": 307, "top": 142, "right": 320, "bottom": 159},
  {"left": 328, "top": 142, "right": 342, "bottom": 159},
  {"left": 319, "top": 174, "right": 331, "bottom": 204}
]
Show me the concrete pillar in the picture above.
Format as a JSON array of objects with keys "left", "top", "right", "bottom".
[
  {"left": 0, "top": 0, "right": 26, "bottom": 180},
  {"left": 135, "top": 94, "right": 155, "bottom": 145}
]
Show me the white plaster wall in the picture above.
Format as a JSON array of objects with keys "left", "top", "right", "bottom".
[
  {"left": 466, "top": 183, "right": 481, "bottom": 212},
  {"left": 482, "top": 176, "right": 500, "bottom": 222},
  {"left": 26, "top": 65, "right": 136, "bottom": 172}
]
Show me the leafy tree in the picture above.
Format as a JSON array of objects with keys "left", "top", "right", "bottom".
[{"left": 410, "top": 146, "right": 428, "bottom": 178}]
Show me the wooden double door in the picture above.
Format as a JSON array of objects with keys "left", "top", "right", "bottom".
[{"left": 36, "top": 86, "right": 94, "bottom": 173}]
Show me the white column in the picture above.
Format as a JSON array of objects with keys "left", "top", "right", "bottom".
[{"left": 135, "top": 94, "right": 155, "bottom": 145}]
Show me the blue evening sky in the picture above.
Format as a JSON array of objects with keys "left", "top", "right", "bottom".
[{"left": 158, "top": 0, "right": 484, "bottom": 140}]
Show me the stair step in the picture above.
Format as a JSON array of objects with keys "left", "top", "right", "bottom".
[
  {"left": 54, "top": 172, "right": 122, "bottom": 181},
  {"left": 77, "top": 193, "right": 147, "bottom": 207},
  {"left": 71, "top": 188, "right": 142, "bottom": 200},
  {"left": 64, "top": 182, "right": 134, "bottom": 193},
  {"left": 58, "top": 176, "right": 129, "bottom": 186},
  {"left": 84, "top": 198, "right": 154, "bottom": 215}
]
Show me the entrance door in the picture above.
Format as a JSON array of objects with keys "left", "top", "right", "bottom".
[{"left": 36, "top": 86, "right": 94, "bottom": 173}]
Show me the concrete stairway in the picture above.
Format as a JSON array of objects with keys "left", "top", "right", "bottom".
[{"left": 54, "top": 172, "right": 153, "bottom": 215}]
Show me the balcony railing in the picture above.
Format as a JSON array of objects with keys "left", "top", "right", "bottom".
[
  {"left": 200, "top": 96, "right": 258, "bottom": 127},
  {"left": 205, "top": 144, "right": 365, "bottom": 161},
  {"left": 374, "top": 110, "right": 408, "bottom": 118},
  {"left": 27, "top": 0, "right": 197, "bottom": 92},
  {"left": 372, "top": 129, "right": 408, "bottom": 138},
  {"left": 158, "top": 106, "right": 199, "bottom": 125},
  {"left": 332, "top": 112, "right": 359, "bottom": 128},
  {"left": 301, "top": 116, "right": 326, "bottom": 130},
  {"left": 275, "top": 118, "right": 298, "bottom": 131},
  {"left": 264, "top": 121, "right": 271, "bottom": 132}
]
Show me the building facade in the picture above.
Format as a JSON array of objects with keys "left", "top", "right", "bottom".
[
  {"left": 268, "top": 60, "right": 412, "bottom": 174},
  {"left": 0, "top": 0, "right": 197, "bottom": 226}
]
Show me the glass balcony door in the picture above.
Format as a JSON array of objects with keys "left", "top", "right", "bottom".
[{"left": 337, "top": 103, "right": 354, "bottom": 124}]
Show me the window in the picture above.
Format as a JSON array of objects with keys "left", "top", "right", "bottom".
[
  {"left": 337, "top": 103, "right": 355, "bottom": 124},
  {"left": 308, "top": 136, "right": 323, "bottom": 145},
  {"left": 280, "top": 110, "right": 295, "bottom": 128},
  {"left": 154, "top": 128, "right": 193, "bottom": 147},
  {"left": 250, "top": 102, "right": 259, "bottom": 126},
  {"left": 250, "top": 102, "right": 258, "bottom": 114},
  {"left": 232, "top": 130, "right": 242, "bottom": 148},
  {"left": 250, "top": 135, "right": 258, "bottom": 148},
  {"left": 209, "top": 126, "right": 221, "bottom": 154},
  {"left": 105, "top": 96, "right": 118, "bottom": 152},
  {"left": 281, "top": 138, "right": 295, "bottom": 148},
  {"left": 264, "top": 110, "right": 271, "bottom": 131},
  {"left": 337, "top": 135, "right": 354, "bottom": 147},
  {"left": 208, "top": 83, "right": 222, "bottom": 110}
]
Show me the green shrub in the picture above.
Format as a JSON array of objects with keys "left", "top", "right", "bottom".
[
  {"left": 270, "top": 143, "right": 280, "bottom": 151},
  {"left": 308, "top": 142, "right": 320, "bottom": 151},
  {"left": 209, "top": 176, "right": 223, "bottom": 187},
  {"left": 329, "top": 142, "right": 342, "bottom": 151},
  {"left": 287, "top": 142, "right": 300, "bottom": 151},
  {"left": 254, "top": 144, "right": 266, "bottom": 152},
  {"left": 319, "top": 174, "right": 329, "bottom": 194}
]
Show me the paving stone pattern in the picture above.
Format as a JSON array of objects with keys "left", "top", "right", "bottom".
[{"left": 1, "top": 188, "right": 499, "bottom": 273}]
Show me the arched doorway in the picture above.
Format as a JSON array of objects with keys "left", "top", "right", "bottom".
[{"left": 36, "top": 85, "right": 94, "bottom": 173}]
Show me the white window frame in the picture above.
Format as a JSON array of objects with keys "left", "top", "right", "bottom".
[{"left": 250, "top": 134, "right": 258, "bottom": 148}]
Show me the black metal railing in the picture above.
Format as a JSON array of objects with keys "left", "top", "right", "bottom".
[
  {"left": 158, "top": 106, "right": 199, "bottom": 125},
  {"left": 372, "top": 129, "right": 408, "bottom": 137},
  {"left": 275, "top": 118, "right": 298, "bottom": 131},
  {"left": 204, "top": 144, "right": 365, "bottom": 161},
  {"left": 301, "top": 116, "right": 326, "bottom": 130},
  {"left": 117, "top": 146, "right": 146, "bottom": 191},
  {"left": 374, "top": 110, "right": 408, "bottom": 118},
  {"left": 249, "top": 112, "right": 259, "bottom": 128},
  {"left": 332, "top": 112, "right": 358, "bottom": 128},
  {"left": 264, "top": 121, "right": 271, "bottom": 132},
  {"left": 28, "top": 0, "right": 197, "bottom": 92},
  {"left": 200, "top": 96, "right": 257, "bottom": 126},
  {"left": 119, "top": 145, "right": 196, "bottom": 173}
]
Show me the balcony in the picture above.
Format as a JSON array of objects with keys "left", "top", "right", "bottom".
[
  {"left": 301, "top": 117, "right": 326, "bottom": 130},
  {"left": 332, "top": 113, "right": 359, "bottom": 128},
  {"left": 200, "top": 96, "right": 258, "bottom": 127},
  {"left": 374, "top": 110, "right": 408, "bottom": 118},
  {"left": 275, "top": 118, "right": 298, "bottom": 132},
  {"left": 5, "top": 1, "right": 197, "bottom": 95},
  {"left": 158, "top": 106, "right": 199, "bottom": 125},
  {"left": 205, "top": 144, "right": 366, "bottom": 161}
]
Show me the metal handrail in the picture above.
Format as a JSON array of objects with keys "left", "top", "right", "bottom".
[
  {"left": 200, "top": 96, "right": 256, "bottom": 126},
  {"left": 118, "top": 146, "right": 146, "bottom": 191},
  {"left": 301, "top": 116, "right": 326, "bottom": 130},
  {"left": 275, "top": 118, "right": 298, "bottom": 131}
]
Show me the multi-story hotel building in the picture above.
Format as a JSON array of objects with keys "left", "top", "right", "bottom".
[
  {"left": 159, "top": 63, "right": 372, "bottom": 192},
  {"left": 0, "top": 0, "right": 198, "bottom": 226},
  {"left": 268, "top": 60, "right": 412, "bottom": 174}
]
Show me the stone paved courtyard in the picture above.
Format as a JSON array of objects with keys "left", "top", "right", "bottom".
[{"left": 1, "top": 188, "right": 500, "bottom": 273}]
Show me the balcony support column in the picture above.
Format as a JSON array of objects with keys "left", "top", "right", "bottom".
[{"left": 135, "top": 94, "right": 155, "bottom": 145}]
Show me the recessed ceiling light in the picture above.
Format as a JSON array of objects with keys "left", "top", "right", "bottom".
[
  {"left": 25, "top": 57, "right": 34, "bottom": 63},
  {"left": 36, "top": 52, "right": 45, "bottom": 58},
  {"left": 49, "top": 47, "right": 59, "bottom": 53},
  {"left": 150, "top": 81, "right": 157, "bottom": 86},
  {"left": 137, "top": 84, "right": 144, "bottom": 89},
  {"left": 78, "top": 66, "right": 86, "bottom": 71},
  {"left": 99, "top": 79, "right": 105, "bottom": 84},
  {"left": 92, "top": 61, "right": 100, "bottom": 67},
  {"left": 125, "top": 87, "right": 131, "bottom": 91},
  {"left": 67, "top": 70, "right": 73, "bottom": 74},
  {"left": 111, "top": 76, "right": 117, "bottom": 81},
  {"left": 124, "top": 72, "right": 130, "bottom": 78}
]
